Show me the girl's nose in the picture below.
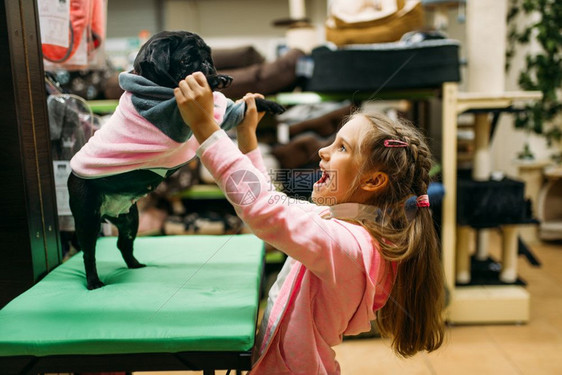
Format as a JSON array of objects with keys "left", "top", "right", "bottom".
[{"left": 318, "top": 146, "right": 329, "bottom": 160}]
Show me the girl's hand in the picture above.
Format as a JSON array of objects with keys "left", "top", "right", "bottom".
[
  {"left": 174, "top": 72, "right": 220, "bottom": 144},
  {"left": 236, "top": 93, "right": 266, "bottom": 154},
  {"left": 236, "top": 93, "right": 266, "bottom": 133}
]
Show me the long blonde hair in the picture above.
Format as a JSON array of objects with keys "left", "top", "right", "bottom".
[{"left": 351, "top": 111, "right": 445, "bottom": 357}]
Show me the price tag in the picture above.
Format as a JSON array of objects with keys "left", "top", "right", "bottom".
[
  {"left": 53, "top": 161, "right": 72, "bottom": 215},
  {"left": 38, "top": 0, "right": 70, "bottom": 47}
]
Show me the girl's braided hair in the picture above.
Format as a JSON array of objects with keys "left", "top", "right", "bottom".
[{"left": 348, "top": 111, "right": 445, "bottom": 357}]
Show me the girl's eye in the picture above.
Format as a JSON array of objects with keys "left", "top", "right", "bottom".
[{"left": 339, "top": 144, "right": 346, "bottom": 152}]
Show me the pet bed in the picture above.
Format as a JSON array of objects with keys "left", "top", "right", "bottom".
[
  {"left": 305, "top": 39, "right": 460, "bottom": 92},
  {"left": 0, "top": 234, "right": 264, "bottom": 374},
  {"left": 456, "top": 177, "right": 535, "bottom": 228},
  {"left": 218, "top": 48, "right": 305, "bottom": 99}
]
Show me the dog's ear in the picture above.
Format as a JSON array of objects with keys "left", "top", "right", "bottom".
[{"left": 134, "top": 32, "right": 177, "bottom": 88}]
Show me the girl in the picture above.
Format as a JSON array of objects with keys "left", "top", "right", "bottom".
[{"left": 175, "top": 72, "right": 444, "bottom": 374}]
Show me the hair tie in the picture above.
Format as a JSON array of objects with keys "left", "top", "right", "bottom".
[
  {"left": 384, "top": 139, "right": 408, "bottom": 148},
  {"left": 416, "top": 194, "right": 430, "bottom": 208}
]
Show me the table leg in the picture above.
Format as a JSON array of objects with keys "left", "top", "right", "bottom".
[
  {"left": 475, "top": 229, "right": 490, "bottom": 260},
  {"left": 441, "top": 82, "right": 459, "bottom": 295},
  {"left": 456, "top": 225, "right": 472, "bottom": 284},
  {"left": 472, "top": 113, "right": 492, "bottom": 180},
  {"left": 500, "top": 225, "right": 519, "bottom": 283},
  {"left": 472, "top": 113, "right": 492, "bottom": 262}
]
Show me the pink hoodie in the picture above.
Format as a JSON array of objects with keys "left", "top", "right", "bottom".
[{"left": 197, "top": 130, "right": 397, "bottom": 375}]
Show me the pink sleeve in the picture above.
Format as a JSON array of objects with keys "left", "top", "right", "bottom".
[
  {"left": 197, "top": 131, "right": 375, "bottom": 283},
  {"left": 242, "top": 145, "right": 326, "bottom": 215},
  {"left": 244, "top": 147, "right": 269, "bottom": 180}
]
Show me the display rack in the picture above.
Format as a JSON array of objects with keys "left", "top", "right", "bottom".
[
  {"left": 441, "top": 83, "right": 542, "bottom": 323},
  {"left": 87, "top": 99, "right": 119, "bottom": 113},
  {"left": 174, "top": 184, "right": 226, "bottom": 200}
]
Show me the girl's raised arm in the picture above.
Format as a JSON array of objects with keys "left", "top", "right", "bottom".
[
  {"left": 197, "top": 130, "right": 375, "bottom": 284},
  {"left": 176, "top": 74, "right": 376, "bottom": 282}
]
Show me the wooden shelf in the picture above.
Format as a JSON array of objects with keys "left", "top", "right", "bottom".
[
  {"left": 449, "top": 285, "right": 530, "bottom": 324},
  {"left": 442, "top": 83, "right": 542, "bottom": 324},
  {"left": 271, "top": 89, "right": 440, "bottom": 105},
  {"left": 456, "top": 90, "right": 542, "bottom": 114}
]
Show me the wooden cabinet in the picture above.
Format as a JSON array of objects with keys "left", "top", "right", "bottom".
[{"left": 0, "top": 0, "right": 61, "bottom": 308}]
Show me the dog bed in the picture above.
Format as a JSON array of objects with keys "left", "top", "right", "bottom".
[
  {"left": 218, "top": 48, "right": 305, "bottom": 99},
  {"left": 457, "top": 177, "right": 535, "bottom": 228},
  {"left": 305, "top": 39, "right": 460, "bottom": 92},
  {"left": 0, "top": 234, "right": 264, "bottom": 374}
]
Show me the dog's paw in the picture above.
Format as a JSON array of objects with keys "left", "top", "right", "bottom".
[
  {"left": 126, "top": 259, "right": 146, "bottom": 269},
  {"left": 255, "top": 98, "right": 286, "bottom": 115},
  {"left": 208, "top": 74, "right": 233, "bottom": 90},
  {"left": 87, "top": 279, "right": 105, "bottom": 290}
]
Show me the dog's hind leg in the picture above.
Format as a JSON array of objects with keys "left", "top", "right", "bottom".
[
  {"left": 68, "top": 174, "right": 105, "bottom": 290},
  {"left": 107, "top": 203, "right": 146, "bottom": 269}
]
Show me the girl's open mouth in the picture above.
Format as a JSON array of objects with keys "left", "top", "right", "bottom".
[{"left": 314, "top": 170, "right": 330, "bottom": 188}]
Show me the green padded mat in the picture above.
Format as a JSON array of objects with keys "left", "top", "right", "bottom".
[{"left": 0, "top": 235, "right": 264, "bottom": 357}]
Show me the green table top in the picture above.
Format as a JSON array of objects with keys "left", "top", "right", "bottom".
[{"left": 0, "top": 235, "right": 264, "bottom": 357}]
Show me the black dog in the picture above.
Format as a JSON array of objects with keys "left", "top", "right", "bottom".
[{"left": 68, "top": 31, "right": 284, "bottom": 290}]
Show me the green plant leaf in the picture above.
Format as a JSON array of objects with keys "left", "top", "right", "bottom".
[{"left": 507, "top": 0, "right": 562, "bottom": 138}]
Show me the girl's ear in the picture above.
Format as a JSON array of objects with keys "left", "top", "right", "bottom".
[{"left": 361, "top": 171, "right": 389, "bottom": 192}]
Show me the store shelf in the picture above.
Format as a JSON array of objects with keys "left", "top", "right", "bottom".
[
  {"left": 271, "top": 89, "right": 439, "bottom": 105},
  {"left": 90, "top": 90, "right": 441, "bottom": 114},
  {"left": 448, "top": 285, "right": 530, "bottom": 324},
  {"left": 455, "top": 91, "right": 543, "bottom": 114},
  {"left": 87, "top": 99, "right": 119, "bottom": 114},
  {"left": 265, "top": 250, "right": 286, "bottom": 264},
  {"left": 175, "top": 184, "right": 225, "bottom": 200},
  {"left": 441, "top": 83, "right": 542, "bottom": 324}
]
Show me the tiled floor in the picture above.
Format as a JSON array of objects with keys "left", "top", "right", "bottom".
[{"left": 136, "top": 235, "right": 562, "bottom": 375}]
